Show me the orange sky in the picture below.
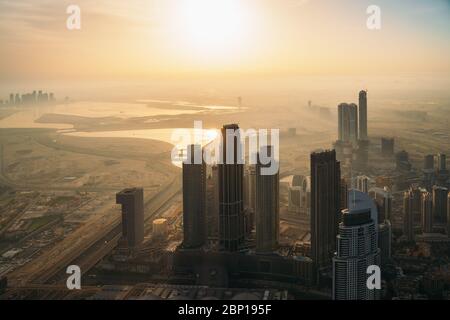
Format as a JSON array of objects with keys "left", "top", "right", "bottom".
[{"left": 0, "top": 0, "right": 449, "bottom": 82}]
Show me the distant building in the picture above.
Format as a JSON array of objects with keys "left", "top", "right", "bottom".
[
  {"left": 287, "top": 128, "right": 297, "bottom": 137},
  {"left": 340, "top": 178, "right": 349, "bottom": 211},
  {"left": 381, "top": 138, "right": 394, "bottom": 157},
  {"left": 369, "top": 186, "right": 392, "bottom": 222},
  {"left": 403, "top": 188, "right": 419, "bottom": 242},
  {"left": 354, "top": 139, "right": 369, "bottom": 170},
  {"left": 206, "top": 165, "right": 219, "bottom": 240},
  {"left": 244, "top": 165, "right": 256, "bottom": 213},
  {"left": 378, "top": 220, "right": 392, "bottom": 266},
  {"left": 288, "top": 175, "right": 310, "bottom": 216},
  {"left": 338, "top": 103, "right": 358, "bottom": 145},
  {"left": 369, "top": 187, "right": 392, "bottom": 266},
  {"left": 422, "top": 192, "right": 433, "bottom": 233},
  {"left": 437, "top": 153, "right": 447, "bottom": 172},
  {"left": 182, "top": 144, "right": 207, "bottom": 248},
  {"left": 153, "top": 218, "right": 168, "bottom": 239},
  {"left": 436, "top": 153, "right": 449, "bottom": 187},
  {"left": 116, "top": 188, "right": 144, "bottom": 248},
  {"left": 447, "top": 193, "right": 450, "bottom": 237},
  {"left": 423, "top": 155, "right": 436, "bottom": 190},
  {"left": 432, "top": 186, "right": 448, "bottom": 223},
  {"left": 218, "top": 124, "right": 245, "bottom": 251},
  {"left": 310, "top": 150, "right": 341, "bottom": 268},
  {"left": 255, "top": 146, "right": 279, "bottom": 254},
  {"left": 356, "top": 175, "right": 370, "bottom": 193},
  {"left": 332, "top": 208, "right": 380, "bottom": 300},
  {"left": 396, "top": 150, "right": 412, "bottom": 172},
  {"left": 288, "top": 185, "right": 301, "bottom": 214},
  {"left": 424, "top": 154, "right": 435, "bottom": 170},
  {"left": 348, "top": 189, "right": 378, "bottom": 227},
  {"left": 358, "top": 90, "right": 368, "bottom": 141}
]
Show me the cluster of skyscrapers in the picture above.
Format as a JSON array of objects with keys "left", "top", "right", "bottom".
[
  {"left": 422, "top": 153, "right": 449, "bottom": 190},
  {"left": 0, "top": 91, "right": 55, "bottom": 106},
  {"left": 178, "top": 117, "right": 388, "bottom": 299},
  {"left": 403, "top": 182, "right": 450, "bottom": 241},
  {"left": 335, "top": 90, "right": 370, "bottom": 176},
  {"left": 401, "top": 152, "right": 450, "bottom": 242},
  {"left": 182, "top": 124, "right": 280, "bottom": 254},
  {"left": 337, "top": 90, "right": 368, "bottom": 145}
]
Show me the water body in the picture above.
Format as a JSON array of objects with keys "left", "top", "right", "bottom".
[
  {"left": 0, "top": 100, "right": 208, "bottom": 130},
  {"left": 65, "top": 128, "right": 219, "bottom": 167}
]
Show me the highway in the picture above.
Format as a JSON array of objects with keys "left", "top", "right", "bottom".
[
  {"left": 45, "top": 178, "right": 182, "bottom": 285},
  {"left": 6, "top": 176, "right": 181, "bottom": 287}
]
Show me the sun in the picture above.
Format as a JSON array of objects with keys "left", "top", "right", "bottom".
[{"left": 174, "top": 0, "right": 251, "bottom": 53}]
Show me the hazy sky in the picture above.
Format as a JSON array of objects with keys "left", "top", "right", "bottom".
[{"left": 0, "top": 0, "right": 449, "bottom": 82}]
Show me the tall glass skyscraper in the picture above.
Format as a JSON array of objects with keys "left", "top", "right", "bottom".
[{"left": 333, "top": 208, "right": 380, "bottom": 300}]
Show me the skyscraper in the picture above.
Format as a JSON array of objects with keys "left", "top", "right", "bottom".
[
  {"left": 332, "top": 208, "right": 380, "bottom": 300},
  {"left": 206, "top": 165, "right": 220, "bottom": 240},
  {"left": 369, "top": 186, "right": 392, "bottom": 222},
  {"left": 348, "top": 189, "right": 378, "bottom": 227},
  {"left": 447, "top": 192, "right": 450, "bottom": 238},
  {"left": 378, "top": 220, "right": 392, "bottom": 266},
  {"left": 218, "top": 124, "right": 245, "bottom": 251},
  {"left": 340, "top": 178, "right": 349, "bottom": 211},
  {"left": 432, "top": 186, "right": 448, "bottom": 223},
  {"left": 244, "top": 165, "right": 256, "bottom": 213},
  {"left": 288, "top": 175, "right": 311, "bottom": 216},
  {"left": 424, "top": 154, "right": 435, "bottom": 170},
  {"left": 310, "top": 150, "right": 341, "bottom": 268},
  {"left": 182, "top": 144, "right": 207, "bottom": 248},
  {"left": 381, "top": 138, "right": 395, "bottom": 157},
  {"left": 423, "top": 154, "right": 436, "bottom": 190},
  {"left": 369, "top": 187, "right": 392, "bottom": 266},
  {"left": 422, "top": 192, "right": 433, "bottom": 233},
  {"left": 255, "top": 146, "right": 279, "bottom": 254},
  {"left": 116, "top": 188, "right": 144, "bottom": 248},
  {"left": 436, "top": 153, "right": 449, "bottom": 187},
  {"left": 437, "top": 153, "right": 447, "bottom": 172},
  {"left": 403, "top": 189, "right": 416, "bottom": 242},
  {"left": 338, "top": 103, "right": 358, "bottom": 145},
  {"left": 348, "top": 103, "right": 358, "bottom": 144},
  {"left": 359, "top": 90, "right": 368, "bottom": 141}
]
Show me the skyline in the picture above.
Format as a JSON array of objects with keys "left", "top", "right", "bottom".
[
  {"left": 0, "top": 1, "right": 450, "bottom": 303},
  {"left": 0, "top": 0, "right": 449, "bottom": 83}
]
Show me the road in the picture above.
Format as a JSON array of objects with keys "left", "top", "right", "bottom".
[
  {"left": 6, "top": 176, "right": 181, "bottom": 287},
  {"left": 46, "top": 178, "right": 182, "bottom": 285}
]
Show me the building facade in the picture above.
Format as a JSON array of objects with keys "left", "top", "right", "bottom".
[
  {"left": 182, "top": 144, "right": 207, "bottom": 248},
  {"left": 218, "top": 124, "right": 245, "bottom": 251},
  {"left": 255, "top": 146, "right": 279, "bottom": 253},
  {"left": 116, "top": 188, "right": 144, "bottom": 248},
  {"left": 333, "top": 208, "right": 380, "bottom": 300},
  {"left": 310, "top": 150, "right": 341, "bottom": 268}
]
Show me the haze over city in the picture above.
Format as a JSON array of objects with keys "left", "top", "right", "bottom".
[{"left": 0, "top": 0, "right": 449, "bottom": 304}]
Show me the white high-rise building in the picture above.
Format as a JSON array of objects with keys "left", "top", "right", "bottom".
[{"left": 333, "top": 208, "right": 380, "bottom": 300}]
